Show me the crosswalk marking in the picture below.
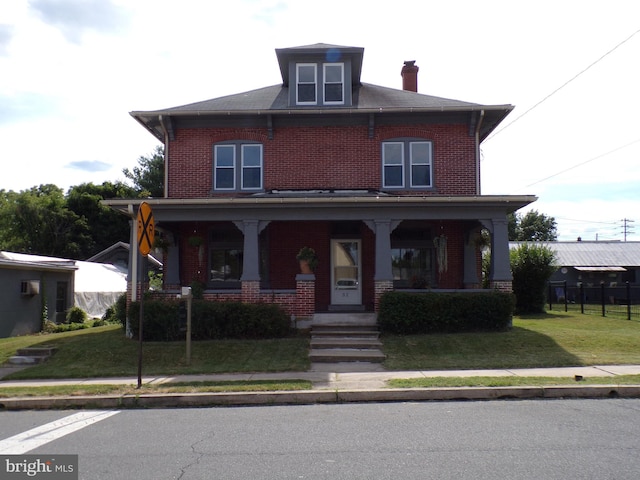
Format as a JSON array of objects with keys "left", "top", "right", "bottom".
[{"left": 0, "top": 410, "right": 120, "bottom": 454}]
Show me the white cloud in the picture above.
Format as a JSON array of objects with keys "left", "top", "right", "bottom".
[
  {"left": 29, "top": 0, "right": 130, "bottom": 44},
  {"left": 0, "top": 0, "right": 639, "bottom": 240}
]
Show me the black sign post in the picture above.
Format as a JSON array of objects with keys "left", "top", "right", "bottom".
[{"left": 136, "top": 202, "right": 154, "bottom": 389}]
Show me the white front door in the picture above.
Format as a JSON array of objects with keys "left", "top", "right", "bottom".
[{"left": 330, "top": 239, "right": 362, "bottom": 305}]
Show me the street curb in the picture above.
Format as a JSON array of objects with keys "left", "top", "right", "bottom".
[{"left": 1, "top": 385, "right": 639, "bottom": 410}]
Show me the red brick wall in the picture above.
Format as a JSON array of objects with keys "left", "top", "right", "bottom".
[
  {"left": 267, "top": 221, "right": 331, "bottom": 309},
  {"left": 433, "top": 221, "right": 466, "bottom": 289},
  {"left": 166, "top": 124, "right": 476, "bottom": 197}
]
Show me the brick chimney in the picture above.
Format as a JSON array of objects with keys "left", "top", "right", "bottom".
[{"left": 401, "top": 60, "right": 419, "bottom": 92}]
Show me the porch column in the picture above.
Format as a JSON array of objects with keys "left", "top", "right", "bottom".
[
  {"left": 237, "top": 220, "right": 260, "bottom": 282},
  {"left": 234, "top": 220, "right": 260, "bottom": 305},
  {"left": 371, "top": 219, "right": 395, "bottom": 312},
  {"left": 373, "top": 220, "right": 393, "bottom": 281},
  {"left": 463, "top": 229, "right": 480, "bottom": 288},
  {"left": 489, "top": 217, "right": 513, "bottom": 291}
]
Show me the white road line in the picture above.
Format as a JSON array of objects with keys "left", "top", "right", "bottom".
[{"left": 0, "top": 410, "right": 120, "bottom": 454}]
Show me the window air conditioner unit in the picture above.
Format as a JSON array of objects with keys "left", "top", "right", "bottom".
[{"left": 20, "top": 280, "right": 40, "bottom": 296}]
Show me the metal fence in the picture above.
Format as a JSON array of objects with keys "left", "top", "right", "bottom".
[{"left": 547, "top": 281, "right": 640, "bottom": 321}]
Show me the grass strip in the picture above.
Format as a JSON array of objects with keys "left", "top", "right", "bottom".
[
  {"left": 0, "top": 379, "right": 313, "bottom": 398},
  {"left": 387, "top": 375, "right": 640, "bottom": 389}
]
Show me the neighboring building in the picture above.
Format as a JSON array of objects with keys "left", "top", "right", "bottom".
[
  {"left": 0, "top": 252, "right": 76, "bottom": 337},
  {"left": 511, "top": 241, "right": 640, "bottom": 286},
  {"left": 87, "top": 241, "right": 162, "bottom": 275},
  {"left": 105, "top": 43, "right": 535, "bottom": 319},
  {"left": 0, "top": 251, "right": 128, "bottom": 337}
]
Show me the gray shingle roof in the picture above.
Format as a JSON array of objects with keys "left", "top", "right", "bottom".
[
  {"left": 142, "top": 82, "right": 495, "bottom": 115},
  {"left": 511, "top": 242, "right": 640, "bottom": 267}
]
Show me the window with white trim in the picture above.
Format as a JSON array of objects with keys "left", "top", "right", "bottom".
[
  {"left": 214, "top": 145, "right": 235, "bottom": 190},
  {"left": 323, "top": 63, "right": 344, "bottom": 104},
  {"left": 382, "top": 142, "right": 404, "bottom": 188},
  {"left": 214, "top": 142, "right": 263, "bottom": 191},
  {"left": 382, "top": 140, "right": 433, "bottom": 189},
  {"left": 296, "top": 64, "right": 317, "bottom": 104}
]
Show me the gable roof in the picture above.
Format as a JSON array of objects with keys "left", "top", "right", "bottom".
[{"left": 510, "top": 242, "right": 640, "bottom": 267}]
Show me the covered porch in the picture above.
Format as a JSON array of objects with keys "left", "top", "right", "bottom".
[{"left": 105, "top": 192, "right": 535, "bottom": 319}]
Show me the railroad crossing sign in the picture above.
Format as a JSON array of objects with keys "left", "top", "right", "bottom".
[{"left": 136, "top": 202, "right": 154, "bottom": 256}]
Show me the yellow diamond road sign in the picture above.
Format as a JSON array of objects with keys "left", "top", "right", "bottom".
[{"left": 137, "top": 202, "right": 154, "bottom": 256}]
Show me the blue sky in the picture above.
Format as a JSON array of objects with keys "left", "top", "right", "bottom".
[{"left": 1, "top": 0, "right": 639, "bottom": 241}]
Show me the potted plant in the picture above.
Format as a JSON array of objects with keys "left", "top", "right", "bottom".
[{"left": 296, "top": 246, "right": 318, "bottom": 274}]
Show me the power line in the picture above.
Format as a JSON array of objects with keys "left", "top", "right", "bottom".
[
  {"left": 556, "top": 216, "right": 618, "bottom": 227},
  {"left": 486, "top": 28, "right": 640, "bottom": 142},
  {"left": 621, "top": 218, "right": 635, "bottom": 241},
  {"left": 510, "top": 137, "right": 640, "bottom": 192}
]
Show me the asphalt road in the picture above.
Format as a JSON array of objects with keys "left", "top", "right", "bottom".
[{"left": 1, "top": 399, "right": 640, "bottom": 479}]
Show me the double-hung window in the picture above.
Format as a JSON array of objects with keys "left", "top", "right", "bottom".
[
  {"left": 214, "top": 143, "right": 263, "bottom": 192},
  {"left": 296, "top": 62, "right": 345, "bottom": 105},
  {"left": 382, "top": 142, "right": 404, "bottom": 188},
  {"left": 323, "top": 63, "right": 344, "bottom": 104},
  {"left": 241, "top": 144, "right": 262, "bottom": 189},
  {"left": 214, "top": 145, "right": 235, "bottom": 190},
  {"left": 410, "top": 142, "right": 432, "bottom": 187},
  {"left": 296, "top": 64, "right": 317, "bottom": 104},
  {"left": 382, "top": 140, "right": 433, "bottom": 189}
]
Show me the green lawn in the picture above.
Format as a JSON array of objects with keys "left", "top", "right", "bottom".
[
  {"left": 382, "top": 311, "right": 640, "bottom": 371},
  {"left": 388, "top": 375, "right": 640, "bottom": 388},
  {"left": 2, "top": 311, "right": 640, "bottom": 382},
  {"left": 0, "top": 379, "right": 313, "bottom": 398},
  {"left": 1, "top": 324, "right": 310, "bottom": 380}
]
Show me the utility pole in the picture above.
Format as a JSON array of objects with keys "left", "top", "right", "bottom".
[{"left": 621, "top": 218, "right": 635, "bottom": 241}]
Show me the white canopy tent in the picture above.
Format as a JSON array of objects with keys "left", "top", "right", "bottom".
[{"left": 73, "top": 261, "right": 127, "bottom": 318}]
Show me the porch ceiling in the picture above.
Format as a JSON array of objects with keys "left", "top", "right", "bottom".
[{"left": 103, "top": 194, "right": 537, "bottom": 223}]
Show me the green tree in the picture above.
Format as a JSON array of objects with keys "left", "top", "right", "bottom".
[
  {"left": 123, "top": 145, "right": 165, "bottom": 197},
  {"left": 66, "top": 181, "right": 139, "bottom": 257},
  {"left": 509, "top": 210, "right": 557, "bottom": 241},
  {"left": 510, "top": 243, "right": 557, "bottom": 314},
  {"left": 0, "top": 185, "right": 91, "bottom": 258}
]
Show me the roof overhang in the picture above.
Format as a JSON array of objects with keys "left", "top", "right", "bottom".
[
  {"left": 131, "top": 105, "right": 512, "bottom": 143},
  {"left": 103, "top": 194, "right": 537, "bottom": 223},
  {"left": 574, "top": 266, "right": 627, "bottom": 272}
]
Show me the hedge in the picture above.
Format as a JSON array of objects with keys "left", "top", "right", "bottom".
[
  {"left": 378, "top": 291, "right": 514, "bottom": 334},
  {"left": 128, "top": 300, "right": 291, "bottom": 341}
]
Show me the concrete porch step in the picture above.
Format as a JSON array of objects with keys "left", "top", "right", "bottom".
[
  {"left": 312, "top": 312, "right": 377, "bottom": 326},
  {"left": 309, "top": 316, "right": 385, "bottom": 363},
  {"left": 310, "top": 337, "right": 383, "bottom": 349},
  {"left": 9, "top": 355, "right": 48, "bottom": 365},
  {"left": 9, "top": 346, "right": 57, "bottom": 365},
  {"left": 309, "top": 348, "right": 386, "bottom": 363},
  {"left": 16, "top": 346, "right": 58, "bottom": 357},
  {"left": 311, "top": 328, "right": 380, "bottom": 339}
]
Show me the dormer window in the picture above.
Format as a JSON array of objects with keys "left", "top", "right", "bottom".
[
  {"left": 295, "top": 62, "right": 345, "bottom": 106},
  {"left": 296, "top": 64, "right": 317, "bottom": 104},
  {"left": 323, "top": 63, "right": 344, "bottom": 104}
]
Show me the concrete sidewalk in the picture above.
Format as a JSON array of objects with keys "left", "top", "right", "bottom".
[{"left": 0, "top": 363, "right": 640, "bottom": 402}]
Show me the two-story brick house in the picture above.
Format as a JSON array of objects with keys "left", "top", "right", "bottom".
[{"left": 106, "top": 43, "right": 535, "bottom": 320}]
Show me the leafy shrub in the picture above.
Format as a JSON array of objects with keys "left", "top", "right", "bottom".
[
  {"left": 102, "top": 293, "right": 127, "bottom": 327},
  {"left": 128, "top": 300, "right": 291, "bottom": 341},
  {"left": 378, "top": 291, "right": 514, "bottom": 334},
  {"left": 42, "top": 320, "right": 90, "bottom": 333},
  {"left": 66, "top": 306, "right": 88, "bottom": 324},
  {"left": 510, "top": 243, "right": 557, "bottom": 314}
]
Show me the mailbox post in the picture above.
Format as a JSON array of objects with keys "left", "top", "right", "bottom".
[{"left": 180, "top": 287, "right": 193, "bottom": 364}]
